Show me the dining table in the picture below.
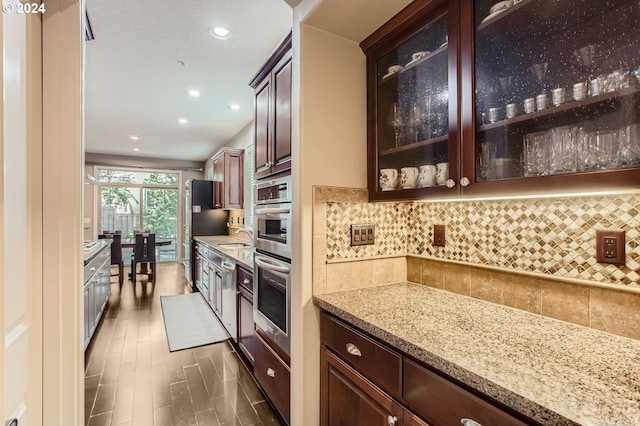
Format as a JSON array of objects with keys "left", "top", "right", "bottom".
[
  {"left": 121, "top": 238, "right": 173, "bottom": 279},
  {"left": 121, "top": 238, "right": 172, "bottom": 248}
]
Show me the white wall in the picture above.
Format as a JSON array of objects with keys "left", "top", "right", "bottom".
[
  {"left": 291, "top": 1, "right": 414, "bottom": 424},
  {"left": 291, "top": 19, "right": 368, "bottom": 426}
]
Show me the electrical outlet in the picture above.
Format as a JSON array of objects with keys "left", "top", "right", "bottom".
[
  {"left": 596, "top": 230, "right": 625, "bottom": 265},
  {"left": 351, "top": 224, "right": 375, "bottom": 246},
  {"left": 433, "top": 224, "right": 445, "bottom": 247}
]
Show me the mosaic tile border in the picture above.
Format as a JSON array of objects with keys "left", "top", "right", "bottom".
[{"left": 324, "top": 192, "right": 640, "bottom": 288}]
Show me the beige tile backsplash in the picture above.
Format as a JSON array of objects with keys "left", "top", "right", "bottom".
[{"left": 313, "top": 186, "right": 640, "bottom": 340}]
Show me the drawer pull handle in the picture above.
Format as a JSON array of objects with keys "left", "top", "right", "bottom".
[
  {"left": 461, "top": 419, "right": 483, "bottom": 426},
  {"left": 387, "top": 415, "right": 397, "bottom": 426},
  {"left": 266, "top": 368, "right": 276, "bottom": 378},
  {"left": 345, "top": 343, "right": 361, "bottom": 357}
]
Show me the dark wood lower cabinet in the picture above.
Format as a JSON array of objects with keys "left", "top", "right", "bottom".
[
  {"left": 254, "top": 331, "right": 290, "bottom": 424},
  {"left": 320, "top": 311, "right": 537, "bottom": 426},
  {"left": 321, "top": 347, "right": 403, "bottom": 426},
  {"left": 402, "top": 409, "right": 431, "bottom": 426},
  {"left": 236, "top": 266, "right": 255, "bottom": 365},
  {"left": 403, "top": 358, "right": 530, "bottom": 426},
  {"left": 237, "top": 284, "right": 255, "bottom": 364}
]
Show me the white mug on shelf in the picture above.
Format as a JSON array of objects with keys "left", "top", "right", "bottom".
[
  {"left": 400, "top": 167, "right": 419, "bottom": 189},
  {"left": 379, "top": 168, "right": 398, "bottom": 191},
  {"left": 418, "top": 165, "right": 437, "bottom": 188},
  {"left": 436, "top": 162, "right": 449, "bottom": 186}
]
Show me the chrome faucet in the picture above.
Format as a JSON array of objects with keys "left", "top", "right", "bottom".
[{"left": 235, "top": 227, "right": 254, "bottom": 240}]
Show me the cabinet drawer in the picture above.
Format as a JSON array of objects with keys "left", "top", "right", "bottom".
[
  {"left": 403, "top": 358, "right": 531, "bottom": 426},
  {"left": 321, "top": 347, "right": 402, "bottom": 426},
  {"left": 254, "top": 332, "right": 290, "bottom": 424},
  {"left": 237, "top": 266, "right": 253, "bottom": 292},
  {"left": 321, "top": 312, "right": 401, "bottom": 399}
]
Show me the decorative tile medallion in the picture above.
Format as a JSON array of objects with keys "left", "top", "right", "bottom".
[{"left": 325, "top": 194, "right": 640, "bottom": 287}]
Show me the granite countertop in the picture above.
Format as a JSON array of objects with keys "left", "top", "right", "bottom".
[
  {"left": 314, "top": 282, "right": 640, "bottom": 426},
  {"left": 83, "top": 240, "right": 111, "bottom": 265},
  {"left": 193, "top": 235, "right": 254, "bottom": 270}
]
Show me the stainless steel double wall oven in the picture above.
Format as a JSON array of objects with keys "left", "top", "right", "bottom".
[{"left": 254, "top": 175, "right": 292, "bottom": 355}]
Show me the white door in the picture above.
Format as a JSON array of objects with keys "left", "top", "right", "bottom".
[{"left": 2, "top": 4, "right": 43, "bottom": 426}]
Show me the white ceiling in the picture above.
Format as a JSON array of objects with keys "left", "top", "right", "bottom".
[{"left": 84, "top": 0, "right": 293, "bottom": 162}]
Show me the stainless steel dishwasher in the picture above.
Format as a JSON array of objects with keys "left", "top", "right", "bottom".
[{"left": 208, "top": 248, "right": 237, "bottom": 342}]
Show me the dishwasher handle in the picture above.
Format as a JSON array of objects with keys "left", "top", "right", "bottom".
[{"left": 221, "top": 261, "right": 235, "bottom": 271}]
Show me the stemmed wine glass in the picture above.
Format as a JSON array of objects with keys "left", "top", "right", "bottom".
[
  {"left": 387, "top": 102, "right": 404, "bottom": 147},
  {"left": 408, "top": 103, "right": 423, "bottom": 144},
  {"left": 530, "top": 62, "right": 550, "bottom": 91}
]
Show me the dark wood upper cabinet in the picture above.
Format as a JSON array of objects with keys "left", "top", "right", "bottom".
[
  {"left": 362, "top": 0, "right": 640, "bottom": 201},
  {"left": 250, "top": 32, "right": 292, "bottom": 180},
  {"left": 211, "top": 147, "right": 244, "bottom": 209}
]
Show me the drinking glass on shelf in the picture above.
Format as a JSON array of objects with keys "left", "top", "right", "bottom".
[
  {"left": 579, "top": 130, "right": 617, "bottom": 170},
  {"left": 387, "top": 102, "right": 404, "bottom": 148},
  {"left": 618, "top": 123, "right": 640, "bottom": 167},
  {"left": 549, "top": 126, "right": 578, "bottom": 174},
  {"left": 408, "top": 103, "right": 422, "bottom": 144},
  {"left": 523, "top": 132, "right": 550, "bottom": 177}
]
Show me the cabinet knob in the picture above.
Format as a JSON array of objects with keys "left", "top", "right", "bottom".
[
  {"left": 446, "top": 178, "right": 456, "bottom": 188},
  {"left": 461, "top": 419, "right": 483, "bottom": 426},
  {"left": 387, "top": 415, "right": 398, "bottom": 426},
  {"left": 266, "top": 367, "right": 276, "bottom": 378},
  {"left": 345, "top": 343, "right": 362, "bottom": 357},
  {"left": 243, "top": 279, "right": 250, "bottom": 284},
  {"left": 460, "top": 176, "right": 470, "bottom": 187}
]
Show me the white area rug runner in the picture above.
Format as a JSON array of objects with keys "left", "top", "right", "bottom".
[{"left": 160, "top": 292, "right": 229, "bottom": 352}]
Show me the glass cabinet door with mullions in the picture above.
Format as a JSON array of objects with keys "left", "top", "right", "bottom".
[
  {"left": 471, "top": 0, "right": 640, "bottom": 190},
  {"left": 367, "top": 1, "right": 458, "bottom": 201}
]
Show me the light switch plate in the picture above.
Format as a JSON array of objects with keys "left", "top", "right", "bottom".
[{"left": 351, "top": 224, "right": 375, "bottom": 246}]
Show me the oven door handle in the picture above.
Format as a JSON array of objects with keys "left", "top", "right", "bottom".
[
  {"left": 255, "top": 207, "right": 290, "bottom": 215},
  {"left": 255, "top": 257, "right": 291, "bottom": 274}
]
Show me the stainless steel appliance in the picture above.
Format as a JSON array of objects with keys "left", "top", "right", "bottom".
[
  {"left": 255, "top": 175, "right": 292, "bottom": 259},
  {"left": 184, "top": 179, "right": 228, "bottom": 289},
  {"left": 256, "top": 175, "right": 291, "bottom": 205},
  {"left": 254, "top": 174, "right": 292, "bottom": 355},
  {"left": 254, "top": 252, "right": 291, "bottom": 355}
]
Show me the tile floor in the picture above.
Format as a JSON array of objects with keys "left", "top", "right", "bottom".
[{"left": 84, "top": 262, "right": 283, "bottom": 426}]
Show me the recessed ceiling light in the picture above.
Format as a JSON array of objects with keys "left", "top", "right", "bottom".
[
  {"left": 133, "top": 148, "right": 141, "bottom": 152},
  {"left": 229, "top": 104, "right": 241, "bottom": 111},
  {"left": 210, "top": 26, "right": 231, "bottom": 40},
  {"left": 129, "top": 135, "right": 140, "bottom": 141},
  {"left": 178, "top": 118, "right": 189, "bottom": 124},
  {"left": 188, "top": 89, "right": 202, "bottom": 98}
]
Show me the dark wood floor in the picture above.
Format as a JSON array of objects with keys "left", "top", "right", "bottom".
[{"left": 84, "top": 262, "right": 282, "bottom": 426}]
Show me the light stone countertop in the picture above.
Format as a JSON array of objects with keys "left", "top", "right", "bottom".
[
  {"left": 193, "top": 235, "right": 254, "bottom": 270},
  {"left": 83, "top": 239, "right": 111, "bottom": 266},
  {"left": 314, "top": 282, "right": 640, "bottom": 426}
]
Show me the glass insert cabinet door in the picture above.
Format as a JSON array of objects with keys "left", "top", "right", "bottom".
[
  {"left": 473, "top": 0, "right": 640, "bottom": 185},
  {"left": 370, "top": 1, "right": 458, "bottom": 199}
]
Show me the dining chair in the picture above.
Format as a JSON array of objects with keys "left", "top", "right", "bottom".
[
  {"left": 130, "top": 233, "right": 156, "bottom": 283},
  {"left": 98, "top": 233, "right": 124, "bottom": 284}
]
